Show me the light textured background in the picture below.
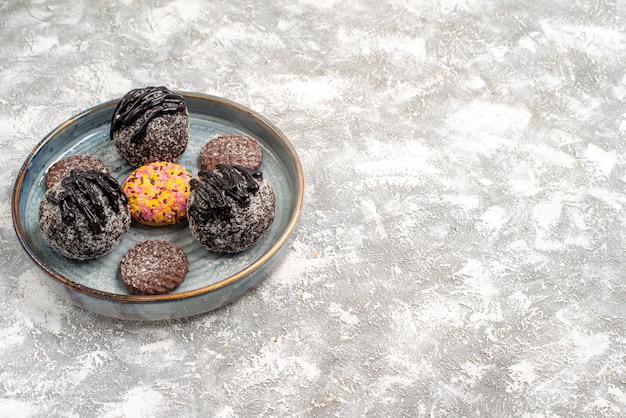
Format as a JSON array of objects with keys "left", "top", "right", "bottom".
[{"left": 2, "top": 0, "right": 626, "bottom": 416}]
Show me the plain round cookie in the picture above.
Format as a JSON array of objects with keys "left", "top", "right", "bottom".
[
  {"left": 111, "top": 86, "right": 189, "bottom": 167},
  {"left": 199, "top": 134, "right": 263, "bottom": 171},
  {"left": 123, "top": 161, "right": 192, "bottom": 227},
  {"left": 187, "top": 164, "right": 276, "bottom": 253},
  {"left": 46, "top": 155, "right": 110, "bottom": 190},
  {"left": 120, "top": 240, "right": 189, "bottom": 295},
  {"left": 39, "top": 170, "right": 131, "bottom": 260}
]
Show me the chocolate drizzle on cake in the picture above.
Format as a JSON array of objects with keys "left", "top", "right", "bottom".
[
  {"left": 189, "top": 164, "right": 262, "bottom": 222},
  {"left": 47, "top": 169, "right": 128, "bottom": 234},
  {"left": 110, "top": 86, "right": 186, "bottom": 144}
]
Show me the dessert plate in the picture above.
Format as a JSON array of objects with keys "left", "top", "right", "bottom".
[{"left": 12, "top": 92, "right": 304, "bottom": 320}]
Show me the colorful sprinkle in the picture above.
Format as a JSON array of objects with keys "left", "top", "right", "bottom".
[{"left": 123, "top": 161, "right": 192, "bottom": 227}]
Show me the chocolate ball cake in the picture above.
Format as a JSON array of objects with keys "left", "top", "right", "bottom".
[
  {"left": 187, "top": 164, "right": 276, "bottom": 253},
  {"left": 39, "top": 169, "right": 131, "bottom": 260},
  {"left": 111, "top": 86, "right": 189, "bottom": 167},
  {"left": 120, "top": 240, "right": 188, "bottom": 295},
  {"left": 46, "top": 155, "right": 110, "bottom": 190}
]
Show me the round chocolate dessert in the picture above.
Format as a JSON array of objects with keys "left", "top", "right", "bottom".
[
  {"left": 199, "top": 134, "right": 263, "bottom": 171},
  {"left": 111, "top": 86, "right": 189, "bottom": 167},
  {"left": 39, "top": 169, "right": 131, "bottom": 260},
  {"left": 120, "top": 240, "right": 188, "bottom": 295},
  {"left": 188, "top": 164, "right": 276, "bottom": 253},
  {"left": 46, "top": 155, "right": 110, "bottom": 190}
]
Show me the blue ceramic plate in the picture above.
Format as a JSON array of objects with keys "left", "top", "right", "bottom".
[{"left": 12, "top": 92, "right": 304, "bottom": 320}]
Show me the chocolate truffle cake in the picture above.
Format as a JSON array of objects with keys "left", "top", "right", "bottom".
[
  {"left": 187, "top": 164, "right": 276, "bottom": 253},
  {"left": 111, "top": 86, "right": 189, "bottom": 167},
  {"left": 39, "top": 169, "right": 131, "bottom": 260}
]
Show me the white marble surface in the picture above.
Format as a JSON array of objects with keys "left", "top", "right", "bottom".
[{"left": 2, "top": 0, "right": 626, "bottom": 416}]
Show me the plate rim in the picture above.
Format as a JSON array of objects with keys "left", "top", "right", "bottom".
[{"left": 11, "top": 92, "right": 305, "bottom": 303}]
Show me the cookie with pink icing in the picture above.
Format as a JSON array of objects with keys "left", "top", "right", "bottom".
[{"left": 123, "top": 161, "right": 192, "bottom": 227}]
